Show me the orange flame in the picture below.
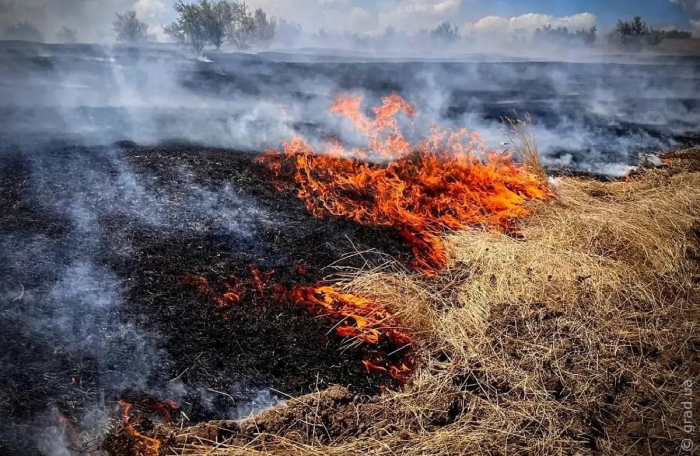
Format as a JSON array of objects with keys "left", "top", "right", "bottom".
[
  {"left": 118, "top": 400, "right": 162, "bottom": 456},
  {"left": 258, "top": 93, "right": 549, "bottom": 272},
  {"left": 292, "top": 286, "right": 411, "bottom": 348},
  {"left": 185, "top": 265, "right": 413, "bottom": 384}
]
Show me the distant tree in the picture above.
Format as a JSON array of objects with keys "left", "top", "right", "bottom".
[
  {"left": 533, "top": 24, "right": 597, "bottom": 46},
  {"left": 165, "top": 1, "right": 276, "bottom": 52},
  {"left": 223, "top": 2, "right": 256, "bottom": 49},
  {"left": 430, "top": 21, "right": 459, "bottom": 43},
  {"left": 511, "top": 27, "right": 529, "bottom": 44},
  {"left": 659, "top": 29, "right": 692, "bottom": 39},
  {"left": 608, "top": 16, "right": 662, "bottom": 50},
  {"left": 252, "top": 8, "right": 277, "bottom": 45},
  {"left": 4, "top": 21, "right": 44, "bottom": 42},
  {"left": 206, "top": 0, "right": 232, "bottom": 49},
  {"left": 383, "top": 26, "right": 396, "bottom": 40},
  {"left": 113, "top": 10, "right": 148, "bottom": 43},
  {"left": 378, "top": 25, "right": 402, "bottom": 49},
  {"left": 276, "top": 18, "right": 302, "bottom": 44},
  {"left": 57, "top": 26, "right": 77, "bottom": 43},
  {"left": 347, "top": 31, "right": 370, "bottom": 48},
  {"left": 577, "top": 26, "right": 598, "bottom": 46},
  {"left": 166, "top": 3, "right": 205, "bottom": 52}
]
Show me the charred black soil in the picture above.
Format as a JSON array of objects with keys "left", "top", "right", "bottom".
[{"left": 0, "top": 142, "right": 412, "bottom": 455}]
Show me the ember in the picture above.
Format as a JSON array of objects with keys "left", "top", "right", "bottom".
[{"left": 258, "top": 93, "right": 549, "bottom": 272}]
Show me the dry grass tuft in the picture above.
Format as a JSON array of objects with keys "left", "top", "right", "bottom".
[
  {"left": 502, "top": 114, "right": 547, "bottom": 183},
  {"left": 106, "top": 149, "right": 700, "bottom": 456}
]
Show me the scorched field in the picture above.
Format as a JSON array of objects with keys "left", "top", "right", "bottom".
[{"left": 0, "top": 41, "right": 699, "bottom": 456}]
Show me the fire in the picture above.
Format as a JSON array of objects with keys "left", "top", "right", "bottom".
[
  {"left": 118, "top": 400, "right": 161, "bottom": 456},
  {"left": 291, "top": 286, "right": 410, "bottom": 348},
  {"left": 184, "top": 265, "right": 413, "bottom": 383},
  {"left": 258, "top": 93, "right": 549, "bottom": 272},
  {"left": 292, "top": 285, "right": 412, "bottom": 382}
]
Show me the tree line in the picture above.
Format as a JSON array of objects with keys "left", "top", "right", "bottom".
[{"left": 1, "top": 10, "right": 696, "bottom": 52}]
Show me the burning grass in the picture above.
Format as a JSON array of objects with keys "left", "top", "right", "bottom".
[
  {"left": 257, "top": 94, "right": 549, "bottom": 273},
  {"left": 182, "top": 265, "right": 414, "bottom": 385},
  {"left": 102, "top": 94, "right": 699, "bottom": 455},
  {"left": 105, "top": 148, "right": 700, "bottom": 456}
]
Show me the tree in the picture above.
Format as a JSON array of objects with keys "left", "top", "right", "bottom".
[
  {"left": 113, "top": 10, "right": 148, "bottom": 43},
  {"left": 4, "top": 21, "right": 44, "bottom": 43},
  {"left": 276, "top": 18, "right": 302, "bottom": 44},
  {"left": 252, "top": 8, "right": 277, "bottom": 45},
  {"left": 383, "top": 26, "right": 396, "bottom": 40},
  {"left": 608, "top": 16, "right": 662, "bottom": 50},
  {"left": 208, "top": 0, "right": 232, "bottom": 49},
  {"left": 223, "top": 1, "right": 256, "bottom": 49},
  {"left": 57, "top": 26, "right": 77, "bottom": 44},
  {"left": 166, "top": 1, "right": 276, "bottom": 52},
  {"left": 430, "top": 22, "right": 459, "bottom": 43},
  {"left": 166, "top": 0, "right": 216, "bottom": 53},
  {"left": 576, "top": 26, "right": 597, "bottom": 46},
  {"left": 659, "top": 29, "right": 692, "bottom": 39},
  {"left": 533, "top": 24, "right": 597, "bottom": 46}
]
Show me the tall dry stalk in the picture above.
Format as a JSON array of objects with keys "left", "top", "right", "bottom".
[{"left": 502, "top": 114, "right": 547, "bottom": 183}]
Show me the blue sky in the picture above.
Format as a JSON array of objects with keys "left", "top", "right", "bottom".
[
  {"left": 454, "top": 0, "right": 692, "bottom": 28},
  {"left": 232, "top": 0, "right": 700, "bottom": 36}
]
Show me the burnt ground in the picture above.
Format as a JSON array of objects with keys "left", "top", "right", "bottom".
[{"left": 0, "top": 142, "right": 412, "bottom": 456}]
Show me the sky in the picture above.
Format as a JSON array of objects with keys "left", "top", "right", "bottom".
[{"left": 0, "top": 0, "right": 699, "bottom": 42}]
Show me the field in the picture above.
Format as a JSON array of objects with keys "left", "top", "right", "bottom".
[{"left": 0, "top": 41, "right": 699, "bottom": 456}]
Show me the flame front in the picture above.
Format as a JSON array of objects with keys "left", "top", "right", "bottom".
[{"left": 259, "top": 93, "right": 549, "bottom": 272}]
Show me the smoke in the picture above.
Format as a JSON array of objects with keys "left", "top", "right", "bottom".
[
  {"left": 0, "top": 139, "right": 276, "bottom": 453},
  {"left": 1, "top": 41, "right": 698, "bottom": 173}
]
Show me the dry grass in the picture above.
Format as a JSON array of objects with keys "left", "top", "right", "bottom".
[
  {"left": 502, "top": 114, "right": 547, "bottom": 183},
  {"left": 108, "top": 149, "right": 700, "bottom": 456}
]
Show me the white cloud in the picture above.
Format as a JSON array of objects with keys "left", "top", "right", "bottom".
[
  {"left": 246, "top": 0, "right": 460, "bottom": 34},
  {"left": 378, "top": 0, "right": 461, "bottom": 32},
  {"left": 246, "top": 0, "right": 365, "bottom": 32},
  {"left": 671, "top": 0, "right": 700, "bottom": 19},
  {"left": 133, "top": 0, "right": 166, "bottom": 20},
  {"left": 692, "top": 19, "right": 700, "bottom": 36},
  {"left": 463, "top": 12, "right": 596, "bottom": 39}
]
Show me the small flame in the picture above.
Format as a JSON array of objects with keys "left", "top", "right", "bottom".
[
  {"left": 258, "top": 93, "right": 549, "bottom": 273},
  {"left": 118, "top": 400, "right": 162, "bottom": 456},
  {"left": 292, "top": 286, "right": 411, "bottom": 348},
  {"left": 185, "top": 265, "right": 413, "bottom": 384}
]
